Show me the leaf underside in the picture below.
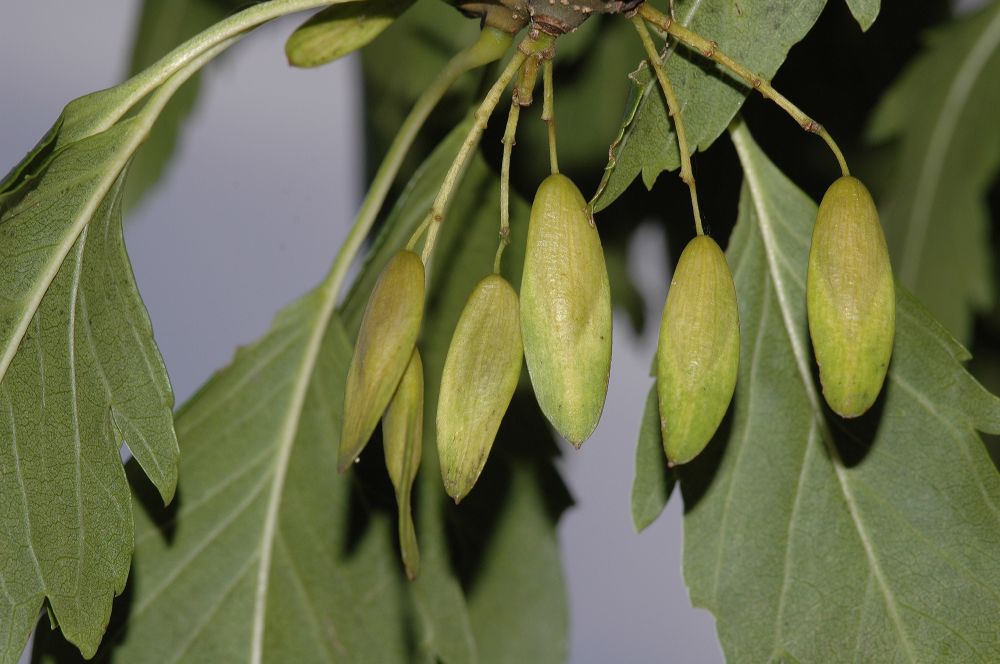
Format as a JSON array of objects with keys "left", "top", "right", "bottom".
[
  {"left": 0, "top": 107, "right": 178, "bottom": 661},
  {"left": 680, "top": 123, "right": 1000, "bottom": 662}
]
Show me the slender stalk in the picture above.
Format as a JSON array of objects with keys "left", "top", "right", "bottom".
[
  {"left": 542, "top": 59, "right": 559, "bottom": 175},
  {"left": 496, "top": 98, "right": 522, "bottom": 273},
  {"left": 420, "top": 31, "right": 555, "bottom": 266},
  {"left": 632, "top": 16, "right": 704, "bottom": 236},
  {"left": 639, "top": 3, "right": 850, "bottom": 176},
  {"left": 323, "top": 27, "right": 513, "bottom": 297}
]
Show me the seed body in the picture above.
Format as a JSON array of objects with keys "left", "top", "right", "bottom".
[
  {"left": 656, "top": 235, "right": 739, "bottom": 465},
  {"left": 339, "top": 250, "right": 424, "bottom": 470},
  {"left": 520, "top": 173, "right": 611, "bottom": 446},
  {"left": 383, "top": 349, "right": 423, "bottom": 580},
  {"left": 807, "top": 176, "right": 895, "bottom": 418},
  {"left": 437, "top": 275, "right": 523, "bottom": 502}
]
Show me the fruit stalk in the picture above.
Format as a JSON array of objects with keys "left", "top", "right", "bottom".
[
  {"left": 420, "top": 30, "right": 556, "bottom": 267},
  {"left": 542, "top": 59, "right": 559, "bottom": 175},
  {"left": 325, "top": 26, "right": 513, "bottom": 300},
  {"left": 632, "top": 15, "right": 704, "bottom": 236},
  {"left": 638, "top": 4, "right": 850, "bottom": 177}
]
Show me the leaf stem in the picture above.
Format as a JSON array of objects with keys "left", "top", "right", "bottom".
[
  {"left": 322, "top": 26, "right": 514, "bottom": 296},
  {"left": 639, "top": 4, "right": 850, "bottom": 177},
  {"left": 542, "top": 59, "right": 559, "bottom": 176},
  {"left": 420, "top": 31, "right": 555, "bottom": 266},
  {"left": 632, "top": 15, "right": 704, "bottom": 236},
  {"left": 496, "top": 98, "right": 521, "bottom": 273}
]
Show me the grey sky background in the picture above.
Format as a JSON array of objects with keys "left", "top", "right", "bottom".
[{"left": 1, "top": 3, "right": 720, "bottom": 662}]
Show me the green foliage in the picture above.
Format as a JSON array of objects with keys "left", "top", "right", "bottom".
[
  {"left": 0, "top": 74, "right": 185, "bottom": 664},
  {"left": 630, "top": 385, "right": 674, "bottom": 532},
  {"left": 679, "top": 123, "right": 1000, "bottom": 661},
  {"left": 0, "top": 167, "right": 178, "bottom": 661},
  {"left": 32, "top": 114, "right": 569, "bottom": 663},
  {"left": 868, "top": 1, "right": 1000, "bottom": 344},
  {"left": 594, "top": 0, "right": 854, "bottom": 211},
  {"left": 5, "top": 0, "right": 1000, "bottom": 661},
  {"left": 0, "top": 2, "right": 362, "bottom": 659}
]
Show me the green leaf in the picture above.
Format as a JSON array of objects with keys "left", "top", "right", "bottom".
[
  {"left": 2, "top": 6, "right": 340, "bottom": 656},
  {"left": 31, "top": 115, "right": 569, "bottom": 663},
  {"left": 845, "top": 0, "right": 880, "bottom": 31},
  {"left": 0, "top": 111, "right": 181, "bottom": 662},
  {"left": 37, "top": 286, "right": 414, "bottom": 662},
  {"left": 631, "top": 384, "right": 675, "bottom": 533},
  {"left": 459, "top": 416, "right": 571, "bottom": 664},
  {"left": 593, "top": 0, "right": 828, "bottom": 212},
  {"left": 680, "top": 122, "right": 1000, "bottom": 662},
  {"left": 867, "top": 2, "right": 1000, "bottom": 345},
  {"left": 286, "top": 0, "right": 415, "bottom": 68}
]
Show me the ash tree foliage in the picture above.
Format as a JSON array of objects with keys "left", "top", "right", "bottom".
[{"left": 1, "top": 0, "right": 999, "bottom": 662}]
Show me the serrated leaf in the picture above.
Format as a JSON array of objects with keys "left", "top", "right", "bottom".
[
  {"left": 867, "top": 2, "right": 1000, "bottom": 345},
  {"left": 34, "top": 288, "right": 413, "bottom": 663},
  {"left": 0, "top": 168, "right": 178, "bottom": 662},
  {"left": 593, "top": 0, "right": 830, "bottom": 211},
  {"left": 631, "top": 384, "right": 674, "bottom": 533},
  {"left": 680, "top": 122, "right": 1000, "bottom": 662},
  {"left": 0, "top": 100, "right": 183, "bottom": 663},
  {"left": 2, "top": 6, "right": 340, "bottom": 657}
]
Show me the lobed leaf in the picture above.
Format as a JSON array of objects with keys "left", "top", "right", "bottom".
[
  {"left": 680, "top": 123, "right": 1000, "bottom": 662},
  {"left": 0, "top": 169, "right": 178, "bottom": 662},
  {"left": 37, "top": 287, "right": 413, "bottom": 663},
  {"left": 0, "top": 90, "right": 183, "bottom": 664},
  {"left": 2, "top": 4, "right": 339, "bottom": 656}
]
